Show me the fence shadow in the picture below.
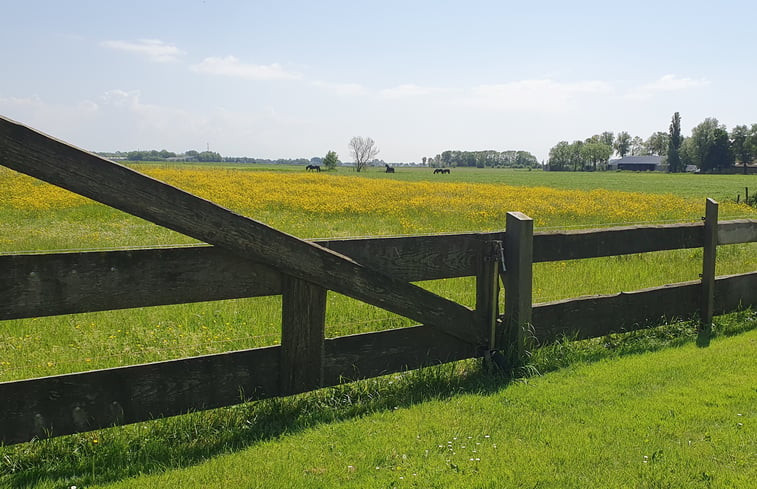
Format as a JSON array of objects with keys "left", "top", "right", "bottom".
[{"left": 5, "top": 309, "right": 755, "bottom": 489}]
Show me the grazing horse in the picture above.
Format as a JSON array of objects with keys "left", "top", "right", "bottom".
[
  {"left": 385, "top": 164, "right": 395, "bottom": 173},
  {"left": 306, "top": 164, "right": 321, "bottom": 172},
  {"left": 433, "top": 168, "right": 451, "bottom": 174}
]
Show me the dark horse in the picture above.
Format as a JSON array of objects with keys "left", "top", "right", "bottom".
[
  {"left": 433, "top": 168, "right": 451, "bottom": 174},
  {"left": 306, "top": 164, "right": 321, "bottom": 172},
  {"left": 385, "top": 164, "right": 395, "bottom": 173}
]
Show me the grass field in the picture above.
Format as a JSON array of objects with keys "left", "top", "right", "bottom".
[
  {"left": 1, "top": 163, "right": 756, "bottom": 488},
  {"left": 3, "top": 314, "right": 755, "bottom": 489}
]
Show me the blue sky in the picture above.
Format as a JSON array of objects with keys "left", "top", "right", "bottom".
[{"left": 2, "top": 0, "right": 755, "bottom": 162}]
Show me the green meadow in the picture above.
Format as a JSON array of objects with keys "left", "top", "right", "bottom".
[{"left": 0, "top": 165, "right": 755, "bottom": 488}]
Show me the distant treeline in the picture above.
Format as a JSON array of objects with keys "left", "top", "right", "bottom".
[
  {"left": 425, "top": 150, "right": 540, "bottom": 169},
  {"left": 98, "top": 150, "right": 312, "bottom": 165}
]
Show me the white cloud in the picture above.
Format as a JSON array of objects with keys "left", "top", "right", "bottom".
[
  {"left": 379, "top": 84, "right": 449, "bottom": 99},
  {"left": 0, "top": 95, "right": 99, "bottom": 131},
  {"left": 311, "top": 80, "right": 367, "bottom": 96},
  {"left": 626, "top": 74, "right": 710, "bottom": 100},
  {"left": 463, "top": 79, "right": 614, "bottom": 112},
  {"left": 101, "top": 39, "right": 185, "bottom": 63},
  {"left": 191, "top": 56, "right": 301, "bottom": 80},
  {"left": 0, "top": 94, "right": 45, "bottom": 110},
  {"left": 98, "top": 89, "right": 195, "bottom": 133}
]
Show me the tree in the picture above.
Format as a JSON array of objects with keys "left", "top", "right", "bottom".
[
  {"left": 731, "top": 124, "right": 754, "bottom": 174},
  {"left": 689, "top": 117, "right": 722, "bottom": 169},
  {"left": 599, "top": 131, "right": 614, "bottom": 147},
  {"left": 679, "top": 137, "right": 696, "bottom": 170},
  {"left": 581, "top": 142, "right": 613, "bottom": 171},
  {"left": 614, "top": 131, "right": 631, "bottom": 157},
  {"left": 422, "top": 156, "right": 427, "bottom": 166},
  {"left": 323, "top": 150, "right": 339, "bottom": 171},
  {"left": 547, "top": 141, "right": 571, "bottom": 171},
  {"left": 569, "top": 140, "right": 584, "bottom": 171},
  {"left": 630, "top": 136, "right": 645, "bottom": 156},
  {"left": 702, "top": 127, "right": 734, "bottom": 172},
  {"left": 646, "top": 131, "right": 669, "bottom": 157},
  {"left": 349, "top": 136, "right": 379, "bottom": 172},
  {"left": 667, "top": 112, "right": 683, "bottom": 172}
]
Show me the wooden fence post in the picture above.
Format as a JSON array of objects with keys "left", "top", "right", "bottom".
[
  {"left": 701, "top": 198, "right": 718, "bottom": 333},
  {"left": 280, "top": 276, "right": 327, "bottom": 395},
  {"left": 501, "top": 212, "right": 533, "bottom": 370},
  {"left": 476, "top": 240, "right": 501, "bottom": 350}
]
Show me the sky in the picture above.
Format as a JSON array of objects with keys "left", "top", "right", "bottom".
[{"left": 2, "top": 0, "right": 756, "bottom": 163}]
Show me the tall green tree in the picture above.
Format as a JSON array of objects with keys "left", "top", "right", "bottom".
[
  {"left": 614, "top": 131, "right": 631, "bottom": 157},
  {"left": 667, "top": 112, "right": 683, "bottom": 172},
  {"left": 322, "top": 150, "right": 339, "bottom": 170},
  {"left": 730, "top": 124, "right": 756, "bottom": 174},
  {"left": 689, "top": 117, "right": 722, "bottom": 169},
  {"left": 547, "top": 141, "right": 572, "bottom": 171},
  {"left": 702, "top": 127, "right": 734, "bottom": 171}
]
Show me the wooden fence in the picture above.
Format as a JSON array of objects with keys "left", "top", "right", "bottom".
[{"left": 1, "top": 115, "right": 756, "bottom": 445}]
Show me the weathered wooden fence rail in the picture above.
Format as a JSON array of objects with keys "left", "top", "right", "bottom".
[{"left": 1, "top": 116, "right": 756, "bottom": 445}]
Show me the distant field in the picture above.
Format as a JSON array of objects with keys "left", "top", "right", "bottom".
[
  {"left": 136, "top": 163, "right": 757, "bottom": 202},
  {"left": 3, "top": 164, "right": 756, "bottom": 252}
]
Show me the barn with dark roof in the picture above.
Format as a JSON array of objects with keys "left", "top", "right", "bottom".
[{"left": 608, "top": 155, "right": 663, "bottom": 171}]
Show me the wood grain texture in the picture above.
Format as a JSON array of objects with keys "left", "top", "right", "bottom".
[
  {"left": 531, "top": 281, "right": 702, "bottom": 344},
  {"left": 320, "top": 232, "right": 492, "bottom": 281},
  {"left": 280, "top": 277, "right": 326, "bottom": 394},
  {"left": 0, "top": 346, "right": 280, "bottom": 445},
  {"left": 323, "top": 325, "right": 480, "bottom": 385},
  {"left": 533, "top": 222, "right": 703, "bottom": 262},
  {"left": 714, "top": 271, "right": 757, "bottom": 313},
  {"left": 3, "top": 220, "right": 752, "bottom": 321},
  {"left": 0, "top": 234, "right": 493, "bottom": 320},
  {"left": 717, "top": 219, "right": 757, "bottom": 245},
  {"left": 501, "top": 212, "right": 533, "bottom": 361},
  {"left": 531, "top": 271, "right": 757, "bottom": 345},
  {"left": 0, "top": 247, "right": 281, "bottom": 320},
  {"left": 0, "top": 116, "right": 477, "bottom": 344}
]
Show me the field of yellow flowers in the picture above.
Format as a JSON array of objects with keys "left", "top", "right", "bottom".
[
  {"left": 2, "top": 166, "right": 754, "bottom": 249},
  {"left": 1, "top": 165, "right": 755, "bottom": 382}
]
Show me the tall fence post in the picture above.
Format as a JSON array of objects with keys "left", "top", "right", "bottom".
[
  {"left": 701, "top": 198, "right": 718, "bottom": 334},
  {"left": 280, "top": 276, "right": 327, "bottom": 395},
  {"left": 501, "top": 212, "right": 533, "bottom": 371}
]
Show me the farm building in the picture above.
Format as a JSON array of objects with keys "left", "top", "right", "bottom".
[{"left": 608, "top": 155, "right": 664, "bottom": 171}]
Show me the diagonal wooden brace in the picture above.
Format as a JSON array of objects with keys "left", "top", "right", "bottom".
[{"left": 0, "top": 116, "right": 478, "bottom": 344}]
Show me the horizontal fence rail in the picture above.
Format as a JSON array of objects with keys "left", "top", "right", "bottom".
[{"left": 2, "top": 220, "right": 755, "bottom": 320}]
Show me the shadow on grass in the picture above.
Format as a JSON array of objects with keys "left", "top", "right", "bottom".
[{"left": 2, "top": 309, "right": 755, "bottom": 488}]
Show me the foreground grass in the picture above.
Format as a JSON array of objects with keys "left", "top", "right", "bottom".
[{"left": 3, "top": 311, "right": 753, "bottom": 488}]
